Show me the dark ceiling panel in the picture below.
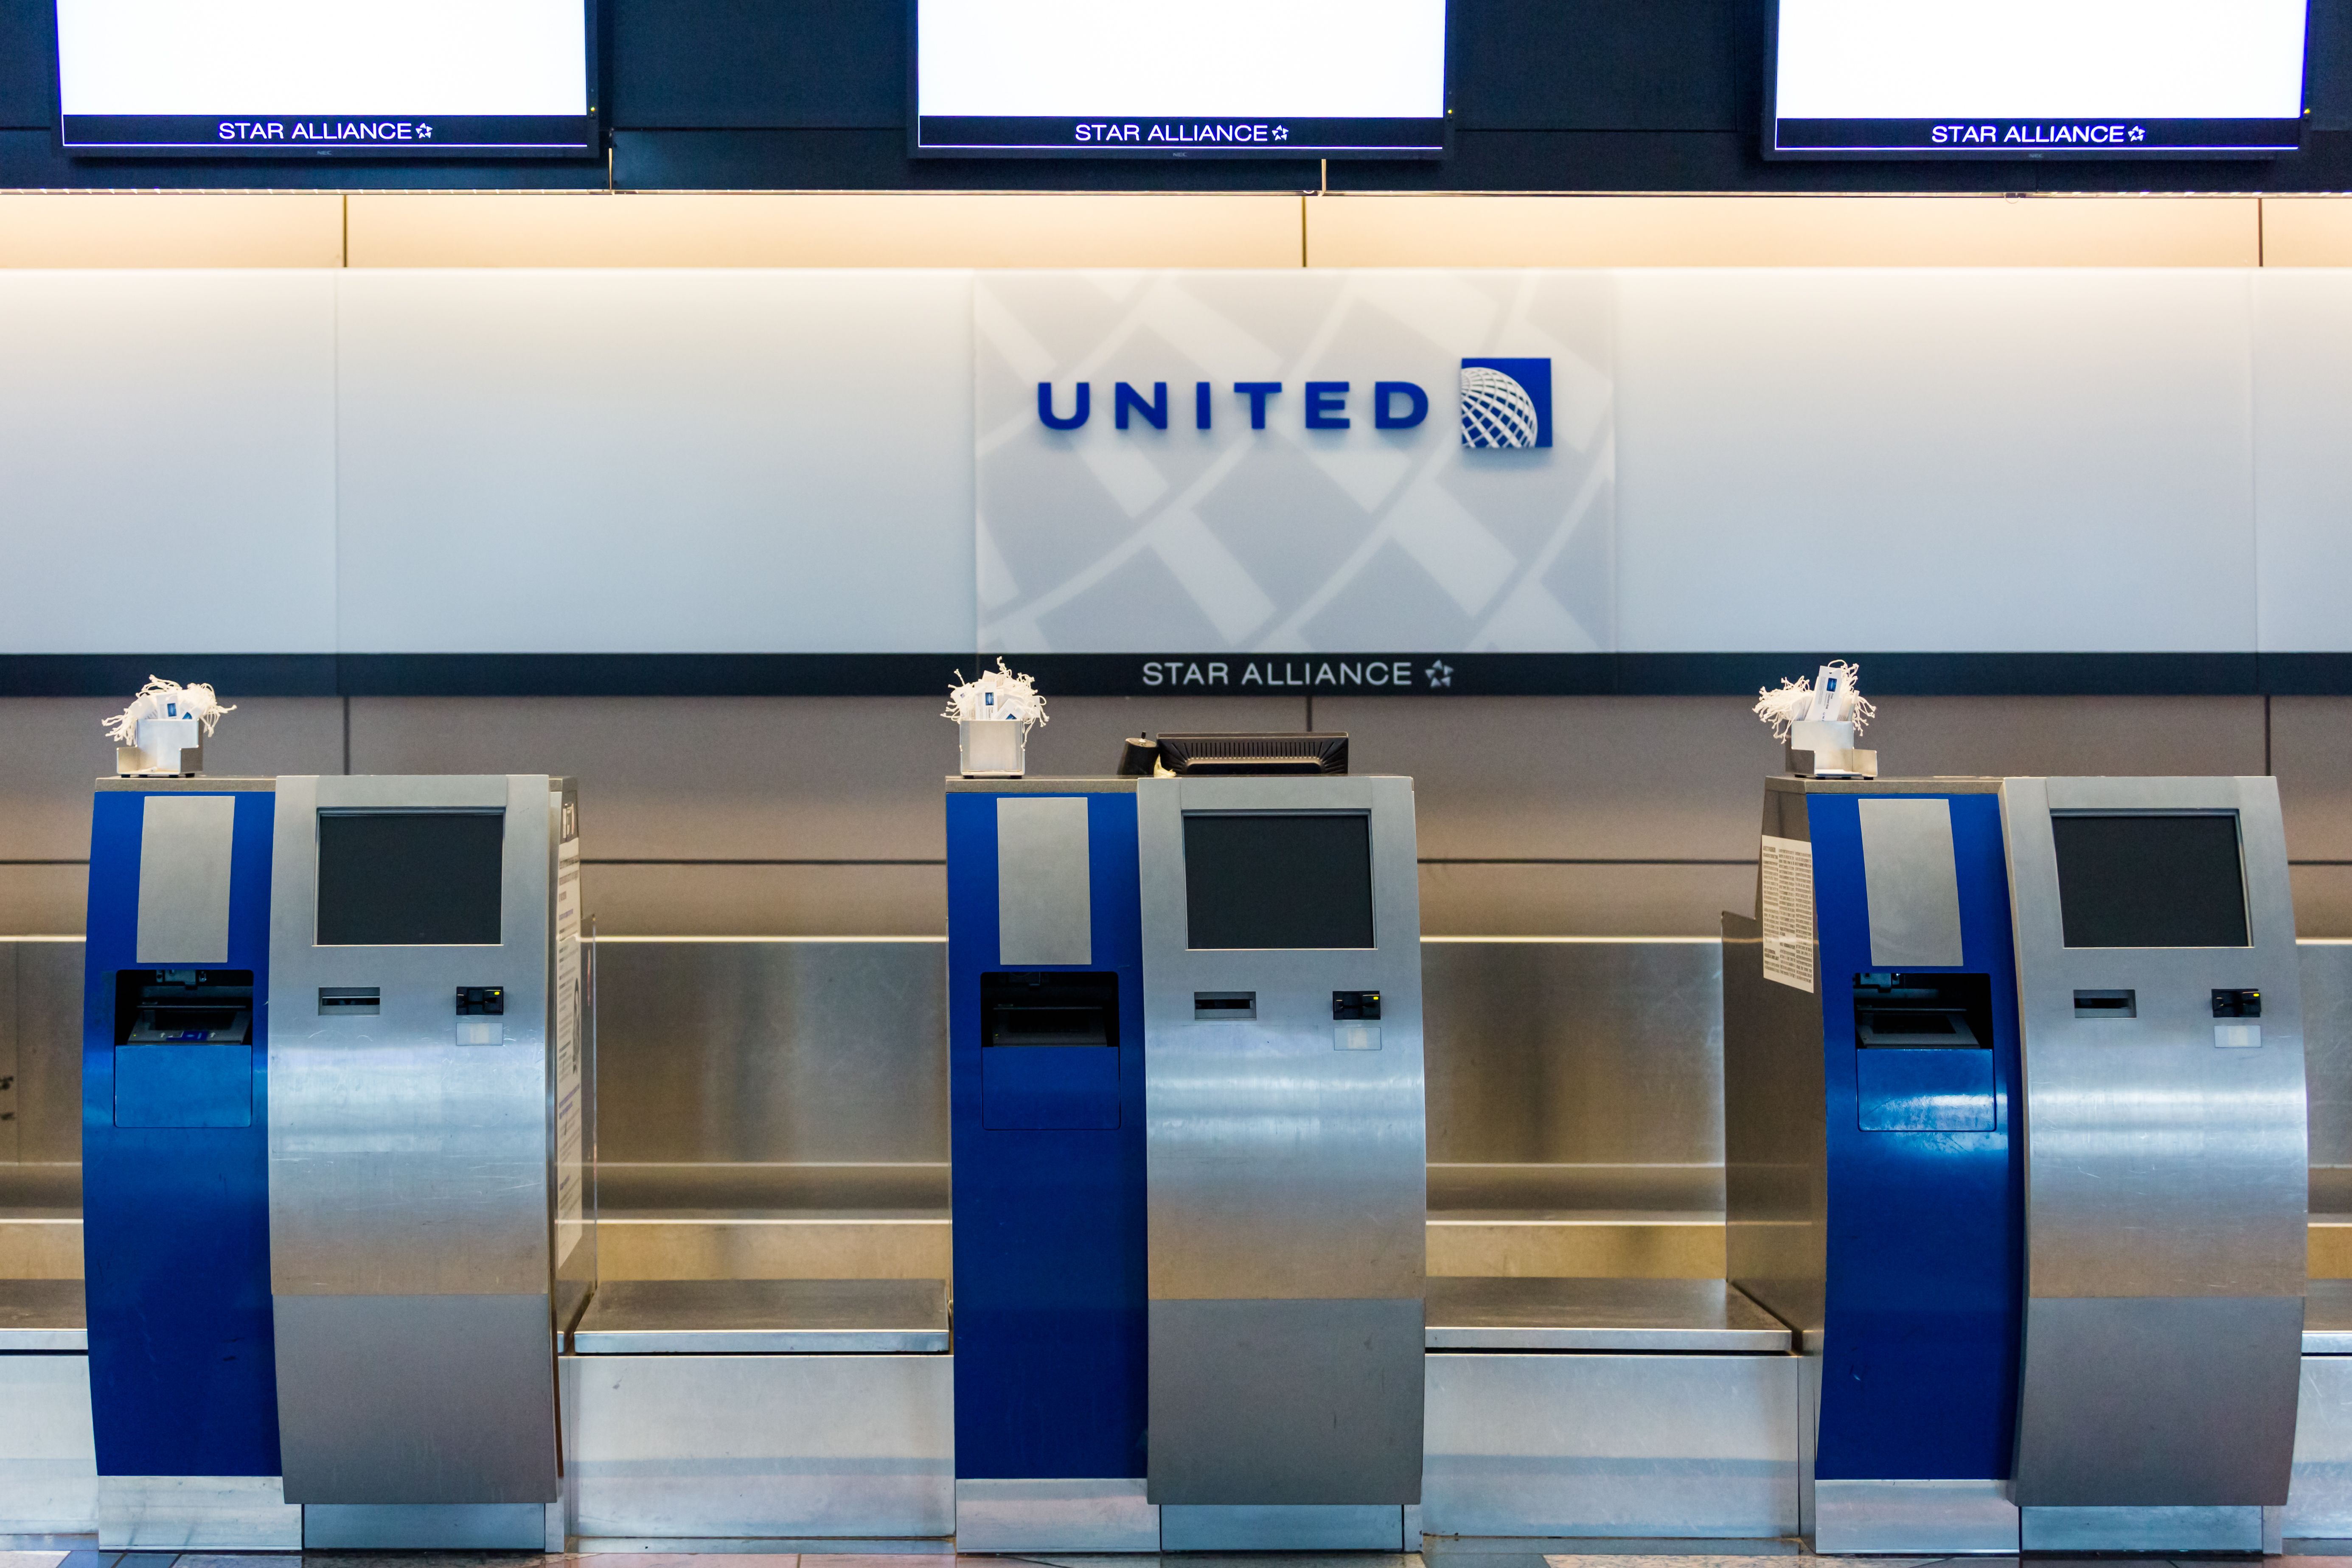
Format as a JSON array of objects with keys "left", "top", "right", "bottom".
[
  {"left": 611, "top": 0, "right": 904, "bottom": 129},
  {"left": 0, "top": 0, "right": 56, "bottom": 129},
  {"left": 1455, "top": 0, "right": 1755, "bottom": 132}
]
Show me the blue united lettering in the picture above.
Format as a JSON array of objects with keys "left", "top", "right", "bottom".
[{"left": 1040, "top": 379, "right": 1431, "bottom": 435}]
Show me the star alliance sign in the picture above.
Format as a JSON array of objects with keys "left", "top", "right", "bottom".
[
  {"left": 1073, "top": 122, "right": 1291, "bottom": 145},
  {"left": 1037, "top": 359, "right": 1552, "bottom": 449}
]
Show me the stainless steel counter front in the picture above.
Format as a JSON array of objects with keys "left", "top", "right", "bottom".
[
  {"left": 1425, "top": 1276, "right": 1789, "bottom": 1352},
  {"left": 0, "top": 1277, "right": 84, "bottom": 1350},
  {"left": 2308, "top": 1279, "right": 2352, "bottom": 1354},
  {"left": 571, "top": 1278, "right": 949, "bottom": 1355}
]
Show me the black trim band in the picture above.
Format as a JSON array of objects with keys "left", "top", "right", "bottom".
[{"left": 0, "top": 651, "right": 2330, "bottom": 699}]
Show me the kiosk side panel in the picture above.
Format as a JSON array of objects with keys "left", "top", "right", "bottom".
[
  {"left": 1808, "top": 791, "right": 2024, "bottom": 1484},
  {"left": 83, "top": 784, "right": 282, "bottom": 1480},
  {"left": 947, "top": 786, "right": 1149, "bottom": 1484}
]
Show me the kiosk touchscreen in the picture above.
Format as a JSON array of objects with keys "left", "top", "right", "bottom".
[
  {"left": 2001, "top": 778, "right": 2306, "bottom": 1554},
  {"left": 267, "top": 775, "right": 587, "bottom": 1550}
]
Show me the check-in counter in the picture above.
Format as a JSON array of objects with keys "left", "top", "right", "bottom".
[
  {"left": 561, "top": 1279, "right": 953, "bottom": 1542},
  {"left": 1422, "top": 1277, "right": 1798, "bottom": 1539},
  {"left": 0, "top": 1279, "right": 93, "bottom": 1534},
  {"left": 20, "top": 932, "right": 2352, "bottom": 1546}
]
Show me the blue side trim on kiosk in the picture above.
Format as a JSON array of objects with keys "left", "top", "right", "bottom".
[
  {"left": 1808, "top": 791, "right": 2026, "bottom": 1483},
  {"left": 82, "top": 788, "right": 282, "bottom": 1478},
  {"left": 947, "top": 788, "right": 1148, "bottom": 1481}
]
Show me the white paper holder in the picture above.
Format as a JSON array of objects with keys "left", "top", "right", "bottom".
[{"left": 960, "top": 719, "right": 1027, "bottom": 779}]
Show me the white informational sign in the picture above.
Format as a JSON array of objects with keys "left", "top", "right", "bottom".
[
  {"left": 552, "top": 810, "right": 585, "bottom": 1267},
  {"left": 55, "top": 0, "right": 591, "bottom": 154},
  {"left": 1760, "top": 835, "right": 1817, "bottom": 993},
  {"left": 975, "top": 270, "right": 1616, "bottom": 655},
  {"left": 1772, "top": 0, "right": 2307, "bottom": 155},
  {"left": 915, "top": 0, "right": 1448, "bottom": 154},
  {"left": 1777, "top": 0, "right": 2305, "bottom": 118}
]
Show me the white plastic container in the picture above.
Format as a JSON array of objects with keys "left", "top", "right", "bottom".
[
  {"left": 959, "top": 719, "right": 1026, "bottom": 779},
  {"left": 117, "top": 715, "right": 203, "bottom": 777}
]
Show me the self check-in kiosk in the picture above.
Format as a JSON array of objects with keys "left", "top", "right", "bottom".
[
  {"left": 2001, "top": 777, "right": 2306, "bottom": 1553},
  {"left": 947, "top": 736, "right": 1426, "bottom": 1553},
  {"left": 80, "top": 771, "right": 588, "bottom": 1550},
  {"left": 1728, "top": 771, "right": 2307, "bottom": 1556},
  {"left": 268, "top": 774, "right": 588, "bottom": 1549}
]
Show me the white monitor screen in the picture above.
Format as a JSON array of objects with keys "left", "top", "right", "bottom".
[
  {"left": 913, "top": 0, "right": 1449, "bottom": 157},
  {"left": 1770, "top": 0, "right": 2308, "bottom": 157},
  {"left": 55, "top": 0, "right": 594, "bottom": 155}
]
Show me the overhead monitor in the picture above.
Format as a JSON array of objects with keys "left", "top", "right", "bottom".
[
  {"left": 912, "top": 0, "right": 1449, "bottom": 157},
  {"left": 54, "top": 0, "right": 596, "bottom": 156},
  {"left": 1768, "top": 0, "right": 2309, "bottom": 158},
  {"left": 1184, "top": 812, "right": 1375, "bottom": 949},
  {"left": 2051, "top": 812, "right": 2249, "bottom": 949},
  {"left": 317, "top": 811, "right": 505, "bottom": 946}
]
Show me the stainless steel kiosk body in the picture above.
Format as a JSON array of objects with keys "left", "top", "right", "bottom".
[
  {"left": 1135, "top": 773, "right": 1426, "bottom": 1551},
  {"left": 267, "top": 775, "right": 589, "bottom": 1549},
  {"left": 2002, "top": 776, "right": 2307, "bottom": 1553}
]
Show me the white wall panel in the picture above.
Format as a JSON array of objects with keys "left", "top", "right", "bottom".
[
  {"left": 1614, "top": 269, "right": 2257, "bottom": 652},
  {"left": 2253, "top": 271, "right": 2352, "bottom": 652},
  {"left": 334, "top": 269, "right": 975, "bottom": 653},
  {"left": 0, "top": 271, "right": 337, "bottom": 653}
]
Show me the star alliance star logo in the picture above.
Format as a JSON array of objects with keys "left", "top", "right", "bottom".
[
  {"left": 1274, "top": 126, "right": 1289, "bottom": 140},
  {"left": 1425, "top": 660, "right": 1453, "bottom": 688}
]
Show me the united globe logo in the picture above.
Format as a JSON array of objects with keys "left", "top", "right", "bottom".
[{"left": 1459, "top": 357, "right": 1553, "bottom": 449}]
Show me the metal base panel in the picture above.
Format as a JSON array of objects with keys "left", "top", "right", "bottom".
[
  {"left": 953, "top": 1478, "right": 1158, "bottom": 1552},
  {"left": 1421, "top": 1352, "right": 1799, "bottom": 1539},
  {"left": 1148, "top": 1297, "right": 1424, "bottom": 1505},
  {"left": 97, "top": 1475, "right": 301, "bottom": 1550},
  {"left": 563, "top": 1353, "right": 952, "bottom": 1540},
  {"left": 2289, "top": 1354, "right": 2352, "bottom": 1535},
  {"left": 2019, "top": 1504, "right": 2265, "bottom": 1553},
  {"left": 0, "top": 1354, "right": 93, "bottom": 1534},
  {"left": 1813, "top": 1479, "right": 2016, "bottom": 1554},
  {"left": 1159, "top": 1503, "right": 1404, "bottom": 1549},
  {"left": 304, "top": 1501, "right": 561, "bottom": 1549}
]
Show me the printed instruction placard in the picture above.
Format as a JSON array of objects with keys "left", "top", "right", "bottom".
[
  {"left": 553, "top": 811, "right": 585, "bottom": 1267},
  {"left": 1760, "top": 834, "right": 1816, "bottom": 993}
]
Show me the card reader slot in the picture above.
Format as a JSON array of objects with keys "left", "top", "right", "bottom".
[
  {"left": 1194, "top": 991, "right": 1257, "bottom": 1021},
  {"left": 2074, "top": 989, "right": 2136, "bottom": 1019}
]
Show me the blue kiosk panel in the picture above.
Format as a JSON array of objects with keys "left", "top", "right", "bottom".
[
  {"left": 1807, "top": 790, "right": 2025, "bottom": 1484},
  {"left": 81, "top": 784, "right": 281, "bottom": 1479},
  {"left": 947, "top": 784, "right": 1148, "bottom": 1481}
]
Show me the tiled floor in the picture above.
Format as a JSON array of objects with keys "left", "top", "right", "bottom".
[{"left": 0, "top": 1549, "right": 2336, "bottom": 1568}]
